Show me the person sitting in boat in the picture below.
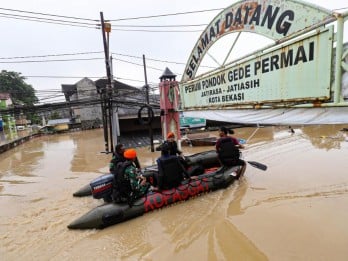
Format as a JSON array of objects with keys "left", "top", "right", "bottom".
[
  {"left": 112, "top": 148, "right": 149, "bottom": 204},
  {"left": 156, "top": 131, "right": 190, "bottom": 169},
  {"left": 216, "top": 126, "right": 246, "bottom": 171},
  {"left": 156, "top": 132, "right": 183, "bottom": 156},
  {"left": 109, "top": 144, "right": 141, "bottom": 173},
  {"left": 109, "top": 144, "right": 126, "bottom": 173},
  {"left": 152, "top": 143, "right": 188, "bottom": 191},
  {"left": 216, "top": 126, "right": 245, "bottom": 150}
]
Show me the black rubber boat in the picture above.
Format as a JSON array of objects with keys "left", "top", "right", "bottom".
[
  {"left": 72, "top": 150, "right": 222, "bottom": 198},
  {"left": 68, "top": 163, "right": 245, "bottom": 230}
]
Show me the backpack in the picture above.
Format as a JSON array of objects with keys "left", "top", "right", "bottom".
[
  {"left": 109, "top": 153, "right": 125, "bottom": 173},
  {"left": 217, "top": 138, "right": 241, "bottom": 166},
  {"left": 112, "top": 161, "right": 134, "bottom": 205}
]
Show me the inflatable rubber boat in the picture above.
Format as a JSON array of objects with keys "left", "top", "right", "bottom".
[
  {"left": 67, "top": 149, "right": 269, "bottom": 230},
  {"left": 68, "top": 163, "right": 245, "bottom": 230},
  {"left": 72, "top": 150, "right": 223, "bottom": 198}
]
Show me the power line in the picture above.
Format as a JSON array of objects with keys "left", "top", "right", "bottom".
[
  {"left": 111, "top": 23, "right": 207, "bottom": 28},
  {"left": 0, "top": 51, "right": 214, "bottom": 71},
  {"left": 0, "top": 57, "right": 103, "bottom": 63},
  {"left": 0, "top": 51, "right": 103, "bottom": 60},
  {"left": 0, "top": 10, "right": 208, "bottom": 31},
  {"left": 0, "top": 7, "right": 97, "bottom": 21},
  {"left": 0, "top": 6, "right": 220, "bottom": 31},
  {"left": 0, "top": 14, "right": 99, "bottom": 29},
  {"left": 109, "top": 8, "right": 223, "bottom": 21},
  {"left": 108, "top": 28, "right": 202, "bottom": 33},
  {"left": 24, "top": 75, "right": 103, "bottom": 79},
  {"left": 111, "top": 52, "right": 215, "bottom": 69},
  {"left": 23, "top": 75, "right": 156, "bottom": 85},
  {"left": 0, "top": 11, "right": 98, "bottom": 26},
  {"left": 115, "top": 58, "right": 164, "bottom": 72}
]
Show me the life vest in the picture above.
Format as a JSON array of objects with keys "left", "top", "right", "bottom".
[
  {"left": 157, "top": 156, "right": 185, "bottom": 189},
  {"left": 217, "top": 137, "right": 241, "bottom": 166}
]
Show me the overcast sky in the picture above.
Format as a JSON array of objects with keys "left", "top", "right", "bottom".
[{"left": 0, "top": 0, "right": 347, "bottom": 104}]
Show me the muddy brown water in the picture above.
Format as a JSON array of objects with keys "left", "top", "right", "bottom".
[{"left": 1, "top": 125, "right": 348, "bottom": 260}]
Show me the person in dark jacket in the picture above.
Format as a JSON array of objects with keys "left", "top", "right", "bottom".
[
  {"left": 156, "top": 131, "right": 189, "bottom": 169},
  {"left": 112, "top": 149, "right": 149, "bottom": 203},
  {"left": 165, "top": 132, "right": 183, "bottom": 156},
  {"left": 109, "top": 144, "right": 126, "bottom": 173},
  {"left": 215, "top": 126, "right": 245, "bottom": 150},
  {"left": 152, "top": 143, "right": 188, "bottom": 191},
  {"left": 215, "top": 126, "right": 246, "bottom": 171},
  {"left": 156, "top": 132, "right": 183, "bottom": 156}
]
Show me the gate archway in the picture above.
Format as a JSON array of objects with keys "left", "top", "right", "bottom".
[{"left": 180, "top": 0, "right": 348, "bottom": 125}]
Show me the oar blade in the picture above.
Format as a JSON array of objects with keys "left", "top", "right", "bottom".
[{"left": 247, "top": 161, "right": 267, "bottom": 171}]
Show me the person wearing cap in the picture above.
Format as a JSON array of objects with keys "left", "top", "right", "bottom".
[
  {"left": 113, "top": 148, "right": 149, "bottom": 203},
  {"left": 164, "top": 131, "right": 183, "bottom": 157},
  {"left": 155, "top": 131, "right": 188, "bottom": 169}
]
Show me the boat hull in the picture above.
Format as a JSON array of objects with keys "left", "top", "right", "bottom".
[
  {"left": 68, "top": 164, "right": 244, "bottom": 230},
  {"left": 181, "top": 137, "right": 217, "bottom": 147}
]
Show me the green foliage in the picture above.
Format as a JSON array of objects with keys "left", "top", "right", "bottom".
[
  {"left": 26, "top": 112, "right": 41, "bottom": 124},
  {"left": 0, "top": 70, "right": 38, "bottom": 105}
]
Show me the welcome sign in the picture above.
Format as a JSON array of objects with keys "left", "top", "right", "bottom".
[
  {"left": 182, "top": 0, "right": 334, "bottom": 82},
  {"left": 180, "top": 27, "right": 333, "bottom": 109}
]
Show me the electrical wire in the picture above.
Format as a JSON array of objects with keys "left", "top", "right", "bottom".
[
  {"left": 111, "top": 52, "right": 216, "bottom": 69},
  {"left": 109, "top": 8, "right": 223, "bottom": 21},
  {"left": 0, "top": 51, "right": 104, "bottom": 60},
  {"left": 111, "top": 24, "right": 207, "bottom": 28},
  {"left": 0, "top": 12, "right": 97, "bottom": 26},
  {"left": 0, "top": 57, "right": 104, "bottom": 63},
  {"left": 0, "top": 15, "right": 99, "bottom": 29},
  {"left": 107, "top": 28, "right": 202, "bottom": 33},
  {"left": 0, "top": 7, "right": 97, "bottom": 21},
  {"left": 0, "top": 6, "right": 222, "bottom": 31},
  {"left": 23, "top": 76, "right": 103, "bottom": 79}
]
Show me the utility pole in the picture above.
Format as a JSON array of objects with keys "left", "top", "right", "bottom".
[
  {"left": 143, "top": 54, "right": 154, "bottom": 152},
  {"left": 110, "top": 55, "right": 119, "bottom": 147},
  {"left": 100, "top": 12, "right": 114, "bottom": 153}
]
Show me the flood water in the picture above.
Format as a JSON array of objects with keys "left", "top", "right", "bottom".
[{"left": 1, "top": 125, "right": 348, "bottom": 260}]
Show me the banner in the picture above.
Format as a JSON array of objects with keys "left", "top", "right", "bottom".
[{"left": 180, "top": 27, "right": 333, "bottom": 109}]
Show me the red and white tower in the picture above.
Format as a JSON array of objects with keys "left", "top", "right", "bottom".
[{"left": 159, "top": 67, "right": 181, "bottom": 140}]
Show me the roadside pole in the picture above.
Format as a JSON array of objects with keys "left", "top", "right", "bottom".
[
  {"left": 100, "top": 12, "right": 114, "bottom": 153},
  {"left": 143, "top": 55, "right": 154, "bottom": 152}
]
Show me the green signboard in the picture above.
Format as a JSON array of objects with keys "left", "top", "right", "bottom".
[
  {"left": 179, "top": 113, "right": 206, "bottom": 129},
  {"left": 180, "top": 26, "right": 333, "bottom": 109}
]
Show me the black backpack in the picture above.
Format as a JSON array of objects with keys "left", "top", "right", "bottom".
[
  {"left": 217, "top": 138, "right": 241, "bottom": 166},
  {"left": 112, "top": 161, "right": 133, "bottom": 204},
  {"left": 109, "top": 154, "right": 125, "bottom": 173}
]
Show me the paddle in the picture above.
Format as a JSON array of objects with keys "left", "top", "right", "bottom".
[{"left": 246, "top": 161, "right": 267, "bottom": 171}]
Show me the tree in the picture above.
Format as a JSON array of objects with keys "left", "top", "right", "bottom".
[{"left": 0, "top": 70, "right": 38, "bottom": 105}]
